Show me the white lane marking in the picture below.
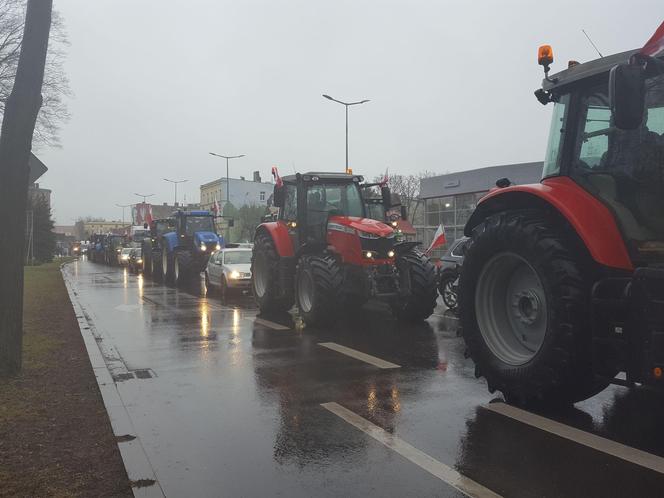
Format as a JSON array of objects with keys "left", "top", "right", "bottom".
[
  {"left": 322, "top": 402, "right": 501, "bottom": 498},
  {"left": 318, "top": 342, "right": 400, "bottom": 369},
  {"left": 485, "top": 402, "right": 664, "bottom": 474},
  {"left": 248, "top": 317, "right": 291, "bottom": 330}
]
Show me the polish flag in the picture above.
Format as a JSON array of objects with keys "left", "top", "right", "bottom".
[
  {"left": 379, "top": 168, "right": 389, "bottom": 187},
  {"left": 425, "top": 224, "right": 447, "bottom": 254},
  {"left": 641, "top": 20, "right": 664, "bottom": 56},
  {"left": 145, "top": 203, "right": 154, "bottom": 225},
  {"left": 272, "top": 166, "right": 283, "bottom": 187},
  {"left": 212, "top": 197, "right": 221, "bottom": 216}
]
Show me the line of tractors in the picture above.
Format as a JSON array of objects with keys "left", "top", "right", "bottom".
[{"left": 86, "top": 23, "right": 664, "bottom": 408}]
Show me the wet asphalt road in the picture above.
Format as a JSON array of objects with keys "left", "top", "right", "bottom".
[{"left": 64, "top": 258, "right": 664, "bottom": 497}]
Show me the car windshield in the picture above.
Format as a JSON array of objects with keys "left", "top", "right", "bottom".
[
  {"left": 306, "top": 183, "right": 365, "bottom": 218},
  {"left": 185, "top": 216, "right": 214, "bottom": 235},
  {"left": 121, "top": 248, "right": 132, "bottom": 255},
  {"left": 224, "top": 251, "right": 252, "bottom": 264},
  {"left": 571, "top": 72, "right": 664, "bottom": 257}
]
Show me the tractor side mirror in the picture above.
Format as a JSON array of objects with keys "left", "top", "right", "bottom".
[
  {"left": 609, "top": 63, "right": 645, "bottom": 130},
  {"left": 400, "top": 205, "right": 408, "bottom": 220},
  {"left": 273, "top": 186, "right": 285, "bottom": 208}
]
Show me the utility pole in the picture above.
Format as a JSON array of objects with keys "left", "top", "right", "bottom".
[
  {"left": 322, "top": 95, "right": 370, "bottom": 172},
  {"left": 163, "top": 178, "right": 187, "bottom": 206},
  {"left": 209, "top": 153, "right": 245, "bottom": 210}
]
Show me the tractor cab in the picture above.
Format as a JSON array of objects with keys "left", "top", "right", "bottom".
[
  {"left": 171, "top": 210, "right": 219, "bottom": 252},
  {"left": 538, "top": 49, "right": 664, "bottom": 266}
]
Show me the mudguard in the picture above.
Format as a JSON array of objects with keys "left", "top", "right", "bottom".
[
  {"left": 257, "top": 222, "right": 294, "bottom": 257},
  {"left": 465, "top": 176, "right": 633, "bottom": 271},
  {"left": 162, "top": 232, "right": 179, "bottom": 252}
]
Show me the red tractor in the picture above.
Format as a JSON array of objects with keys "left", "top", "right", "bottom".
[
  {"left": 251, "top": 172, "right": 438, "bottom": 325},
  {"left": 459, "top": 23, "right": 664, "bottom": 406}
]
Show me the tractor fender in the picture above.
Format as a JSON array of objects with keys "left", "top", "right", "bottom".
[
  {"left": 464, "top": 177, "right": 633, "bottom": 271},
  {"left": 256, "top": 222, "right": 294, "bottom": 257},
  {"left": 161, "top": 232, "right": 179, "bottom": 253}
]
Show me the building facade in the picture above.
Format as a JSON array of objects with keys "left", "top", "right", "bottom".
[
  {"left": 200, "top": 171, "right": 273, "bottom": 212},
  {"left": 419, "top": 162, "right": 543, "bottom": 257}
]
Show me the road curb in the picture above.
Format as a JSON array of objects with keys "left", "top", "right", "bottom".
[{"left": 61, "top": 262, "right": 165, "bottom": 498}]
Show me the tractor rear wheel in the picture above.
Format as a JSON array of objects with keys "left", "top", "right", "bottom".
[
  {"left": 459, "top": 209, "right": 609, "bottom": 406},
  {"left": 152, "top": 249, "right": 163, "bottom": 281},
  {"left": 252, "top": 232, "right": 293, "bottom": 313},
  {"left": 392, "top": 250, "right": 438, "bottom": 322},
  {"left": 162, "top": 247, "right": 174, "bottom": 284},
  {"left": 295, "top": 254, "right": 343, "bottom": 326},
  {"left": 142, "top": 243, "right": 152, "bottom": 277}
]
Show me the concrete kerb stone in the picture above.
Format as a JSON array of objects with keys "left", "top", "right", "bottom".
[{"left": 61, "top": 262, "right": 165, "bottom": 498}]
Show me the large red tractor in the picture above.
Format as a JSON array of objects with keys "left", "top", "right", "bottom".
[
  {"left": 459, "top": 23, "right": 664, "bottom": 406},
  {"left": 251, "top": 172, "right": 438, "bottom": 325}
]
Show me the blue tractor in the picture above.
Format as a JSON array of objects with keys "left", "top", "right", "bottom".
[{"left": 159, "top": 210, "right": 224, "bottom": 286}]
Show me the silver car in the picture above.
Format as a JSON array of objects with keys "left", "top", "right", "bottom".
[{"left": 205, "top": 247, "right": 252, "bottom": 297}]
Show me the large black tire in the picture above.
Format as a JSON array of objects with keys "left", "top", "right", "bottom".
[
  {"left": 295, "top": 254, "right": 343, "bottom": 326},
  {"left": 392, "top": 250, "right": 438, "bottom": 322},
  {"left": 439, "top": 270, "right": 459, "bottom": 310},
  {"left": 174, "top": 250, "right": 193, "bottom": 287},
  {"left": 162, "top": 246, "right": 174, "bottom": 285},
  {"left": 251, "top": 232, "right": 293, "bottom": 313},
  {"left": 152, "top": 249, "right": 163, "bottom": 282},
  {"left": 142, "top": 242, "right": 152, "bottom": 277},
  {"left": 459, "top": 209, "right": 609, "bottom": 406}
]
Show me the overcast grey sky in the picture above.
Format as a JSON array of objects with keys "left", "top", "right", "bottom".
[{"left": 37, "top": 0, "right": 662, "bottom": 224}]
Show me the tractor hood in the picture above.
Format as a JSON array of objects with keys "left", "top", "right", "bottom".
[
  {"left": 329, "top": 216, "right": 394, "bottom": 237},
  {"left": 194, "top": 232, "right": 219, "bottom": 245}
]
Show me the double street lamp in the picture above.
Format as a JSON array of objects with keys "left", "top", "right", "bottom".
[
  {"left": 322, "top": 94, "right": 370, "bottom": 172},
  {"left": 115, "top": 203, "right": 132, "bottom": 226},
  {"left": 134, "top": 192, "right": 154, "bottom": 204},
  {"left": 208, "top": 152, "right": 246, "bottom": 208},
  {"left": 163, "top": 178, "right": 188, "bottom": 206}
]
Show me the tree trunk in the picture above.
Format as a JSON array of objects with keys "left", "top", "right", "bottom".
[{"left": 0, "top": 0, "right": 53, "bottom": 376}]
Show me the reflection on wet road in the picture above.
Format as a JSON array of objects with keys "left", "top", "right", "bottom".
[{"left": 65, "top": 259, "right": 664, "bottom": 497}]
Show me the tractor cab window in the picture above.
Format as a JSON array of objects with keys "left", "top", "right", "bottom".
[
  {"left": 572, "top": 72, "right": 664, "bottom": 259},
  {"left": 185, "top": 216, "right": 214, "bottom": 235},
  {"left": 306, "top": 183, "right": 364, "bottom": 218},
  {"left": 365, "top": 200, "right": 385, "bottom": 221},
  {"left": 542, "top": 95, "right": 570, "bottom": 177},
  {"left": 282, "top": 184, "right": 298, "bottom": 220}
]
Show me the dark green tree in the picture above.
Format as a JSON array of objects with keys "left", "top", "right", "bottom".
[{"left": 26, "top": 194, "right": 55, "bottom": 262}]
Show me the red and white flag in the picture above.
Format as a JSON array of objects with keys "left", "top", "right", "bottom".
[
  {"left": 641, "top": 20, "right": 664, "bottom": 57},
  {"left": 425, "top": 224, "right": 447, "bottom": 254},
  {"left": 379, "top": 168, "right": 389, "bottom": 187},
  {"left": 272, "top": 166, "right": 283, "bottom": 187},
  {"left": 145, "top": 203, "right": 154, "bottom": 225},
  {"left": 212, "top": 197, "right": 221, "bottom": 216}
]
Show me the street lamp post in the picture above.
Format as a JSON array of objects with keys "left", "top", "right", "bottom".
[
  {"left": 322, "top": 94, "right": 370, "bottom": 171},
  {"left": 134, "top": 192, "right": 155, "bottom": 203},
  {"left": 163, "top": 178, "right": 188, "bottom": 206},
  {"left": 208, "top": 153, "right": 246, "bottom": 209},
  {"left": 115, "top": 203, "right": 131, "bottom": 226}
]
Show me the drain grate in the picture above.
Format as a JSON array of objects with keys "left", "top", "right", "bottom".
[{"left": 133, "top": 369, "right": 153, "bottom": 379}]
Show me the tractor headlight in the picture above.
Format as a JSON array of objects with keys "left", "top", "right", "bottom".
[
  {"left": 387, "top": 250, "right": 395, "bottom": 258},
  {"left": 200, "top": 243, "right": 207, "bottom": 251},
  {"left": 391, "top": 221, "right": 398, "bottom": 228},
  {"left": 364, "top": 251, "right": 374, "bottom": 259},
  {"left": 137, "top": 258, "right": 143, "bottom": 264},
  {"left": 117, "top": 248, "right": 121, "bottom": 253},
  {"left": 216, "top": 243, "right": 222, "bottom": 251},
  {"left": 229, "top": 270, "right": 241, "bottom": 279}
]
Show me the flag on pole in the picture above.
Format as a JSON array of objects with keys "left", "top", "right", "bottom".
[
  {"left": 212, "top": 196, "right": 220, "bottom": 216},
  {"left": 641, "top": 20, "right": 664, "bottom": 56},
  {"left": 379, "top": 168, "right": 389, "bottom": 187},
  {"left": 272, "top": 166, "right": 283, "bottom": 187},
  {"left": 425, "top": 224, "right": 447, "bottom": 254},
  {"left": 145, "top": 203, "right": 154, "bottom": 225}
]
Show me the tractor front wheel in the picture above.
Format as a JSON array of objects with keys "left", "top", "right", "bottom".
[
  {"left": 174, "top": 251, "right": 193, "bottom": 287},
  {"left": 295, "top": 254, "right": 343, "bottom": 326},
  {"left": 162, "top": 247, "right": 174, "bottom": 284},
  {"left": 459, "top": 209, "right": 609, "bottom": 406},
  {"left": 392, "top": 250, "right": 438, "bottom": 322},
  {"left": 252, "top": 232, "right": 293, "bottom": 313}
]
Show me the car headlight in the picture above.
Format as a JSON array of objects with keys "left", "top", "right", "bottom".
[
  {"left": 216, "top": 243, "right": 221, "bottom": 251},
  {"left": 229, "top": 270, "right": 240, "bottom": 279},
  {"left": 200, "top": 243, "right": 207, "bottom": 251},
  {"left": 137, "top": 259, "right": 143, "bottom": 264},
  {"left": 117, "top": 248, "right": 121, "bottom": 253}
]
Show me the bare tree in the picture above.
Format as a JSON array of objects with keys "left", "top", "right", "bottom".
[
  {"left": 0, "top": 0, "right": 53, "bottom": 376},
  {"left": 375, "top": 170, "right": 434, "bottom": 225},
  {"left": 0, "top": 0, "right": 69, "bottom": 147}
]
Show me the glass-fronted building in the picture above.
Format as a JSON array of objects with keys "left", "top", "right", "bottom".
[{"left": 418, "top": 162, "right": 542, "bottom": 257}]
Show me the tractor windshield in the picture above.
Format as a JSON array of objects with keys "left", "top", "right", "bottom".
[
  {"left": 185, "top": 216, "right": 215, "bottom": 235},
  {"left": 571, "top": 72, "right": 664, "bottom": 263},
  {"left": 306, "top": 183, "right": 365, "bottom": 218}
]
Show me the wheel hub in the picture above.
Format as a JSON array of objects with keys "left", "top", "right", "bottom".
[{"left": 512, "top": 290, "right": 540, "bottom": 325}]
